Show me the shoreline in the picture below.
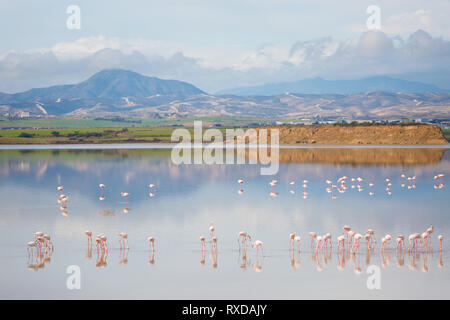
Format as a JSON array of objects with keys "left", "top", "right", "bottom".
[{"left": 1, "top": 143, "right": 449, "bottom": 150}]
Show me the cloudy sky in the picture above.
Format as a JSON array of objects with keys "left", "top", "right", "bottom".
[{"left": 0, "top": 0, "right": 449, "bottom": 93}]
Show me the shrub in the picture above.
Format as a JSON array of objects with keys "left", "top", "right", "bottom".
[{"left": 18, "top": 132, "right": 35, "bottom": 138}]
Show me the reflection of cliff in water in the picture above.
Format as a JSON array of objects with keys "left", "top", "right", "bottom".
[{"left": 247, "top": 148, "right": 448, "bottom": 165}]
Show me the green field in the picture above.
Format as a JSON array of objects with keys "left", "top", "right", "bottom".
[
  {"left": 0, "top": 116, "right": 271, "bottom": 129},
  {"left": 0, "top": 127, "right": 193, "bottom": 144}
]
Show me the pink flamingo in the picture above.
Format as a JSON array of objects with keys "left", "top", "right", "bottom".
[
  {"left": 209, "top": 221, "right": 215, "bottom": 238},
  {"left": 252, "top": 240, "right": 264, "bottom": 257},
  {"left": 148, "top": 236, "right": 155, "bottom": 252},
  {"left": 200, "top": 236, "right": 206, "bottom": 251},
  {"left": 120, "top": 192, "right": 131, "bottom": 206},
  {"left": 43, "top": 234, "right": 54, "bottom": 251},
  {"left": 212, "top": 237, "right": 218, "bottom": 251},
  {"left": 309, "top": 232, "right": 317, "bottom": 249},
  {"left": 294, "top": 235, "right": 302, "bottom": 252},
  {"left": 337, "top": 235, "right": 346, "bottom": 252},
  {"left": 118, "top": 232, "right": 129, "bottom": 249},
  {"left": 366, "top": 229, "right": 376, "bottom": 247},
  {"left": 238, "top": 231, "right": 251, "bottom": 250},
  {"left": 353, "top": 234, "right": 362, "bottom": 252},
  {"left": 289, "top": 232, "right": 296, "bottom": 249}
]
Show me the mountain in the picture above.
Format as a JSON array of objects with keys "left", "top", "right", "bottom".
[
  {"left": 1, "top": 70, "right": 449, "bottom": 119},
  {"left": 217, "top": 76, "right": 448, "bottom": 95},
  {"left": 1, "top": 69, "right": 205, "bottom": 102}
]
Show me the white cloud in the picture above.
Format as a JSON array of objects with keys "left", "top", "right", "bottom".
[
  {"left": 384, "top": 9, "right": 450, "bottom": 37},
  {"left": 0, "top": 30, "right": 449, "bottom": 93}
]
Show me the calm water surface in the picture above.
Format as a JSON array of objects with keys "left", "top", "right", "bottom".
[{"left": 0, "top": 146, "right": 449, "bottom": 299}]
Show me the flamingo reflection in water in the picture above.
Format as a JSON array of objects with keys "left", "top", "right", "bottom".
[{"left": 290, "top": 246, "right": 302, "bottom": 271}]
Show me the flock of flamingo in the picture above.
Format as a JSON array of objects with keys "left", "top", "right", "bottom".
[
  {"left": 26, "top": 231, "right": 55, "bottom": 271},
  {"left": 242, "top": 173, "right": 446, "bottom": 199},
  {"left": 25, "top": 172, "right": 446, "bottom": 272}
]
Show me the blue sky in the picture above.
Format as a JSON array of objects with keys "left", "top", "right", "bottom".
[{"left": 0, "top": 0, "right": 449, "bottom": 93}]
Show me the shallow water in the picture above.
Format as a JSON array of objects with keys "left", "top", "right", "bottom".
[{"left": 0, "top": 146, "right": 449, "bottom": 299}]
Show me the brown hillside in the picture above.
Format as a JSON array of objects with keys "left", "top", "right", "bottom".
[{"left": 256, "top": 124, "right": 448, "bottom": 145}]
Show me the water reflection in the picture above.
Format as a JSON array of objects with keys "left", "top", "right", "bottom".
[{"left": 1, "top": 147, "right": 450, "bottom": 299}]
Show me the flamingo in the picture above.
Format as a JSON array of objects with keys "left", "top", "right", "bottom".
[
  {"left": 34, "top": 231, "right": 44, "bottom": 239},
  {"left": 99, "top": 234, "right": 108, "bottom": 254},
  {"left": 308, "top": 232, "right": 317, "bottom": 249},
  {"left": 120, "top": 192, "right": 131, "bottom": 205},
  {"left": 380, "top": 237, "right": 388, "bottom": 253},
  {"left": 408, "top": 234, "right": 417, "bottom": 252},
  {"left": 148, "top": 237, "right": 155, "bottom": 252},
  {"left": 353, "top": 234, "right": 362, "bottom": 251},
  {"left": 384, "top": 234, "right": 392, "bottom": 248},
  {"left": 421, "top": 232, "right": 429, "bottom": 251},
  {"left": 364, "top": 234, "right": 371, "bottom": 249},
  {"left": 337, "top": 235, "right": 346, "bottom": 251},
  {"left": 426, "top": 226, "right": 434, "bottom": 238},
  {"left": 238, "top": 179, "right": 244, "bottom": 185},
  {"left": 251, "top": 240, "right": 264, "bottom": 257},
  {"left": 439, "top": 235, "right": 443, "bottom": 251},
  {"left": 294, "top": 236, "right": 302, "bottom": 251},
  {"left": 211, "top": 237, "right": 218, "bottom": 251},
  {"left": 366, "top": 229, "right": 376, "bottom": 247},
  {"left": 27, "top": 241, "right": 37, "bottom": 259},
  {"left": 347, "top": 230, "right": 356, "bottom": 249},
  {"left": 315, "top": 236, "right": 323, "bottom": 254},
  {"left": 238, "top": 231, "right": 251, "bottom": 249},
  {"left": 43, "top": 234, "right": 54, "bottom": 251},
  {"left": 396, "top": 235, "right": 405, "bottom": 252},
  {"left": 209, "top": 221, "right": 215, "bottom": 237},
  {"left": 200, "top": 236, "right": 206, "bottom": 251},
  {"left": 57, "top": 186, "right": 64, "bottom": 191},
  {"left": 118, "top": 232, "right": 129, "bottom": 249},
  {"left": 289, "top": 232, "right": 296, "bottom": 249}
]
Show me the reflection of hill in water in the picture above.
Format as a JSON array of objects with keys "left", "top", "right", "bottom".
[
  {"left": 274, "top": 148, "right": 448, "bottom": 165},
  {"left": 1, "top": 148, "right": 448, "bottom": 167}
]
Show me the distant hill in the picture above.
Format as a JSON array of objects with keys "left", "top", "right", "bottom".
[
  {"left": 217, "top": 76, "right": 448, "bottom": 95},
  {"left": 0, "top": 70, "right": 449, "bottom": 119},
  {"left": 0, "top": 69, "right": 205, "bottom": 102}
]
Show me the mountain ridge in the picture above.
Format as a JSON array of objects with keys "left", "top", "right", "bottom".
[
  {"left": 1, "top": 70, "right": 449, "bottom": 119},
  {"left": 217, "top": 76, "right": 449, "bottom": 96},
  {"left": 0, "top": 69, "right": 205, "bottom": 102}
]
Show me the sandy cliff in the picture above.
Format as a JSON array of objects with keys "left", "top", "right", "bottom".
[{"left": 256, "top": 124, "right": 448, "bottom": 145}]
